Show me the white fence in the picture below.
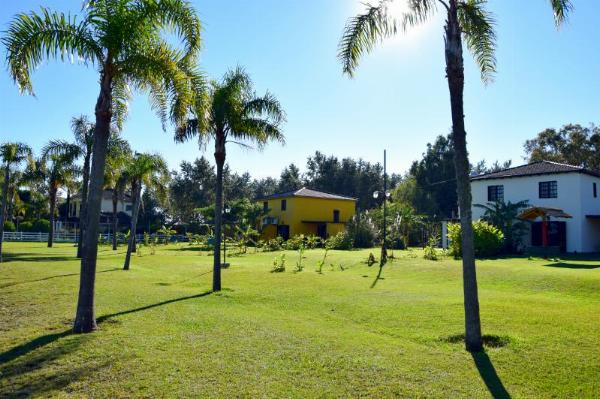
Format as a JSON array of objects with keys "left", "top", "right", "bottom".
[{"left": 3, "top": 232, "right": 190, "bottom": 243}]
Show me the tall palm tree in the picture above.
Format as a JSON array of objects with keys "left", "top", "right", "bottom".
[
  {"left": 122, "top": 153, "right": 169, "bottom": 270},
  {"left": 104, "top": 134, "right": 132, "bottom": 250},
  {"left": 0, "top": 142, "right": 32, "bottom": 262},
  {"left": 339, "top": 0, "right": 572, "bottom": 352},
  {"left": 37, "top": 149, "right": 81, "bottom": 248},
  {"left": 42, "top": 115, "right": 95, "bottom": 257},
  {"left": 3, "top": 0, "right": 201, "bottom": 333},
  {"left": 176, "top": 67, "right": 286, "bottom": 292}
]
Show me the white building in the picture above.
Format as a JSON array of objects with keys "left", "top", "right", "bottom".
[
  {"left": 471, "top": 161, "right": 600, "bottom": 253},
  {"left": 69, "top": 189, "right": 133, "bottom": 219}
]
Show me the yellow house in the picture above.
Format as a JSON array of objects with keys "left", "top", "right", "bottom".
[{"left": 258, "top": 187, "right": 357, "bottom": 240}]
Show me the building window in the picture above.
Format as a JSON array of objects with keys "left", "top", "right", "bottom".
[
  {"left": 333, "top": 210, "right": 340, "bottom": 223},
  {"left": 594, "top": 183, "right": 597, "bottom": 198},
  {"left": 281, "top": 199, "right": 287, "bottom": 211},
  {"left": 263, "top": 201, "right": 268, "bottom": 212},
  {"left": 487, "top": 185, "right": 504, "bottom": 202},
  {"left": 539, "top": 181, "right": 557, "bottom": 198}
]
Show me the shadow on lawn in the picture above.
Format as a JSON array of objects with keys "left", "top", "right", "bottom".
[
  {"left": 443, "top": 334, "right": 511, "bottom": 398},
  {"left": 0, "top": 330, "right": 106, "bottom": 398},
  {"left": 2, "top": 252, "right": 77, "bottom": 263},
  {"left": 471, "top": 351, "right": 511, "bottom": 399},
  {"left": 0, "top": 268, "right": 120, "bottom": 289},
  {"left": 544, "top": 262, "right": 600, "bottom": 270},
  {"left": 0, "top": 290, "right": 213, "bottom": 366}
]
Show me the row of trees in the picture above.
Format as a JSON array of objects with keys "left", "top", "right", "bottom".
[{"left": 2, "top": 0, "right": 287, "bottom": 332}]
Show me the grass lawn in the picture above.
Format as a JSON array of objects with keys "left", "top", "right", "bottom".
[{"left": 1, "top": 242, "right": 599, "bottom": 398}]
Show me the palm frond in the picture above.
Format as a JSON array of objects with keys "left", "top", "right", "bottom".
[
  {"left": 2, "top": 7, "right": 102, "bottom": 95},
  {"left": 134, "top": 0, "right": 202, "bottom": 61},
  {"left": 338, "top": 1, "right": 397, "bottom": 77},
  {"left": 0, "top": 142, "right": 33, "bottom": 165},
  {"left": 70, "top": 115, "right": 94, "bottom": 150},
  {"left": 41, "top": 139, "right": 82, "bottom": 160},
  {"left": 122, "top": 41, "right": 192, "bottom": 130},
  {"left": 549, "top": 0, "right": 573, "bottom": 26},
  {"left": 458, "top": 0, "right": 497, "bottom": 84},
  {"left": 401, "top": 0, "right": 438, "bottom": 30},
  {"left": 111, "top": 77, "right": 132, "bottom": 131},
  {"left": 243, "top": 92, "right": 286, "bottom": 126}
]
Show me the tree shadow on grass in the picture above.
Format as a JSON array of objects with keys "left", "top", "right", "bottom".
[
  {"left": 2, "top": 253, "right": 77, "bottom": 263},
  {"left": 442, "top": 334, "right": 511, "bottom": 399},
  {"left": 0, "top": 290, "right": 213, "bottom": 367},
  {"left": 543, "top": 262, "right": 600, "bottom": 270},
  {"left": 155, "top": 270, "right": 212, "bottom": 286},
  {"left": 471, "top": 351, "right": 511, "bottom": 399},
  {"left": 0, "top": 268, "right": 121, "bottom": 289},
  {"left": 0, "top": 331, "right": 107, "bottom": 398}
]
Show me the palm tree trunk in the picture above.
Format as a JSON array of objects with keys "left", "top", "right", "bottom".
[
  {"left": 0, "top": 167, "right": 10, "bottom": 263},
  {"left": 48, "top": 186, "right": 57, "bottom": 247},
  {"left": 77, "top": 152, "right": 92, "bottom": 258},
  {"left": 213, "top": 137, "right": 225, "bottom": 292},
  {"left": 73, "top": 70, "right": 113, "bottom": 334},
  {"left": 445, "top": 2, "right": 483, "bottom": 353},
  {"left": 65, "top": 188, "right": 71, "bottom": 223},
  {"left": 112, "top": 191, "right": 118, "bottom": 250},
  {"left": 123, "top": 182, "right": 141, "bottom": 270}
]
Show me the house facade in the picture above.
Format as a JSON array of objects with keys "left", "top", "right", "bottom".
[
  {"left": 471, "top": 161, "right": 600, "bottom": 253},
  {"left": 69, "top": 189, "right": 134, "bottom": 219},
  {"left": 258, "top": 187, "right": 356, "bottom": 240}
]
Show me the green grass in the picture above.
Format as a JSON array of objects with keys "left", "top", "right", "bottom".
[{"left": 1, "top": 242, "right": 599, "bottom": 398}]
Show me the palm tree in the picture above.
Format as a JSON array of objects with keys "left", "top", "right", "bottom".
[
  {"left": 122, "top": 153, "right": 169, "bottom": 270},
  {"left": 104, "top": 134, "right": 132, "bottom": 251},
  {"left": 42, "top": 116, "right": 95, "bottom": 256},
  {"left": 0, "top": 142, "right": 32, "bottom": 262},
  {"left": 175, "top": 67, "right": 286, "bottom": 291},
  {"left": 474, "top": 200, "right": 529, "bottom": 253},
  {"left": 37, "top": 149, "right": 81, "bottom": 248},
  {"left": 3, "top": 0, "right": 201, "bottom": 333},
  {"left": 339, "top": 0, "right": 572, "bottom": 351}
]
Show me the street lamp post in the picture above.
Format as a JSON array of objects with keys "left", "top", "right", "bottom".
[{"left": 373, "top": 150, "right": 390, "bottom": 267}]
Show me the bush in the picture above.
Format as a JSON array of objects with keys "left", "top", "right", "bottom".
[
  {"left": 282, "top": 234, "right": 305, "bottom": 250},
  {"left": 260, "top": 236, "right": 284, "bottom": 252},
  {"left": 347, "top": 213, "right": 377, "bottom": 248},
  {"left": 19, "top": 219, "right": 50, "bottom": 233},
  {"left": 448, "top": 221, "right": 504, "bottom": 258},
  {"left": 423, "top": 234, "right": 439, "bottom": 261},
  {"left": 3, "top": 221, "right": 16, "bottom": 232},
  {"left": 326, "top": 231, "right": 353, "bottom": 250},
  {"left": 19, "top": 221, "right": 33, "bottom": 232}
]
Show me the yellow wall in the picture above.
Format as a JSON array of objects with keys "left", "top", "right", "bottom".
[{"left": 259, "top": 196, "right": 356, "bottom": 239}]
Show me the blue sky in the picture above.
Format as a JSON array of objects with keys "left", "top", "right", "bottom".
[{"left": 1, "top": 1, "right": 599, "bottom": 178}]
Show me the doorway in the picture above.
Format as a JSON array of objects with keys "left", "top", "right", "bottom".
[
  {"left": 316, "top": 223, "right": 327, "bottom": 239},
  {"left": 532, "top": 221, "right": 567, "bottom": 252},
  {"left": 277, "top": 225, "right": 290, "bottom": 240}
]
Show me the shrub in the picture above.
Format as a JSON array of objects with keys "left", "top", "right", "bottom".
[
  {"left": 21, "top": 219, "right": 50, "bottom": 233},
  {"left": 3, "top": 221, "right": 16, "bottom": 232},
  {"left": 19, "top": 219, "right": 50, "bottom": 232},
  {"left": 282, "top": 234, "right": 305, "bottom": 250},
  {"left": 261, "top": 237, "right": 284, "bottom": 252},
  {"left": 367, "top": 252, "right": 376, "bottom": 266},
  {"left": 347, "top": 213, "right": 377, "bottom": 248},
  {"left": 423, "top": 234, "right": 440, "bottom": 261},
  {"left": 327, "top": 231, "right": 353, "bottom": 250},
  {"left": 448, "top": 221, "right": 504, "bottom": 258},
  {"left": 271, "top": 253, "right": 286, "bottom": 273},
  {"left": 19, "top": 221, "right": 33, "bottom": 231}
]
